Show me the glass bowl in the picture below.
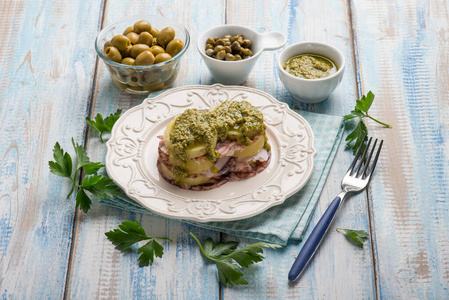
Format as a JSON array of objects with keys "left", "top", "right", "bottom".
[{"left": 95, "top": 16, "right": 190, "bottom": 95}]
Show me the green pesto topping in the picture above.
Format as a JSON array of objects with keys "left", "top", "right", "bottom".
[
  {"left": 169, "top": 100, "right": 267, "bottom": 162},
  {"left": 283, "top": 54, "right": 337, "bottom": 79}
]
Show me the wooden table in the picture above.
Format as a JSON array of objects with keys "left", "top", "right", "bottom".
[{"left": 1, "top": 0, "right": 448, "bottom": 298}]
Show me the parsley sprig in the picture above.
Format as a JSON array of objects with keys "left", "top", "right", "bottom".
[
  {"left": 344, "top": 91, "right": 391, "bottom": 153},
  {"left": 105, "top": 220, "right": 172, "bottom": 267},
  {"left": 86, "top": 109, "right": 122, "bottom": 143},
  {"left": 336, "top": 228, "right": 369, "bottom": 247},
  {"left": 48, "top": 138, "right": 121, "bottom": 212},
  {"left": 190, "top": 232, "right": 281, "bottom": 286}
]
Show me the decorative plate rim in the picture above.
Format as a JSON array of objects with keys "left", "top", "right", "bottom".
[{"left": 105, "top": 84, "right": 316, "bottom": 222}]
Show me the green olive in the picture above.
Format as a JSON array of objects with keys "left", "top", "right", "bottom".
[
  {"left": 154, "top": 53, "right": 172, "bottom": 64},
  {"left": 110, "top": 35, "right": 131, "bottom": 51},
  {"left": 121, "top": 57, "right": 135, "bottom": 65},
  {"left": 120, "top": 47, "right": 130, "bottom": 58},
  {"left": 165, "top": 39, "right": 184, "bottom": 57},
  {"left": 105, "top": 46, "right": 122, "bottom": 63},
  {"left": 137, "top": 32, "right": 154, "bottom": 46},
  {"left": 150, "top": 45, "right": 165, "bottom": 56},
  {"left": 129, "top": 44, "right": 151, "bottom": 58},
  {"left": 150, "top": 28, "right": 160, "bottom": 38},
  {"left": 104, "top": 40, "right": 111, "bottom": 51},
  {"left": 135, "top": 50, "right": 155, "bottom": 65},
  {"left": 157, "top": 27, "right": 175, "bottom": 47},
  {"left": 123, "top": 26, "right": 134, "bottom": 35},
  {"left": 126, "top": 32, "right": 139, "bottom": 44},
  {"left": 134, "top": 20, "right": 152, "bottom": 34},
  {"left": 128, "top": 73, "right": 143, "bottom": 86}
]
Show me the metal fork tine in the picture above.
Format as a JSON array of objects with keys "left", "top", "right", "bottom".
[
  {"left": 353, "top": 137, "right": 372, "bottom": 177},
  {"left": 362, "top": 138, "right": 378, "bottom": 178},
  {"left": 366, "top": 139, "right": 383, "bottom": 180},
  {"left": 348, "top": 135, "right": 367, "bottom": 173}
]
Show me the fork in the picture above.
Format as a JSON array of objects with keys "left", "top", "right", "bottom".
[{"left": 288, "top": 136, "right": 383, "bottom": 281}]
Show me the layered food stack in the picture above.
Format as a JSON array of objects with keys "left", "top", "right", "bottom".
[{"left": 157, "top": 100, "right": 271, "bottom": 190}]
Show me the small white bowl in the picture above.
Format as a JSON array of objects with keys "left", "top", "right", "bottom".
[
  {"left": 198, "top": 25, "right": 286, "bottom": 85},
  {"left": 277, "top": 42, "right": 345, "bottom": 103}
]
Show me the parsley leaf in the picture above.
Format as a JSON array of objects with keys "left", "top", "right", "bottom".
[
  {"left": 336, "top": 228, "right": 369, "bottom": 247},
  {"left": 49, "top": 139, "right": 121, "bottom": 213},
  {"left": 105, "top": 220, "right": 171, "bottom": 267},
  {"left": 49, "top": 142, "right": 72, "bottom": 178},
  {"left": 190, "top": 232, "right": 281, "bottom": 287},
  {"left": 344, "top": 91, "right": 391, "bottom": 154},
  {"left": 86, "top": 109, "right": 122, "bottom": 143},
  {"left": 71, "top": 138, "right": 103, "bottom": 174}
]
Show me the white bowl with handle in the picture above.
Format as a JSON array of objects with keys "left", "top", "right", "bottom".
[
  {"left": 198, "top": 25, "right": 286, "bottom": 85},
  {"left": 277, "top": 41, "right": 346, "bottom": 103}
]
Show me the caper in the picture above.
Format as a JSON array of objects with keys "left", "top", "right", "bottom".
[
  {"left": 123, "top": 26, "right": 134, "bottom": 35},
  {"left": 133, "top": 20, "right": 152, "bottom": 34},
  {"left": 157, "top": 27, "right": 175, "bottom": 47},
  {"left": 206, "top": 38, "right": 216, "bottom": 46},
  {"left": 150, "top": 45, "right": 165, "bottom": 56},
  {"left": 137, "top": 32, "right": 154, "bottom": 46},
  {"left": 216, "top": 39, "right": 226, "bottom": 45},
  {"left": 126, "top": 32, "right": 139, "bottom": 44},
  {"left": 225, "top": 53, "right": 235, "bottom": 61},
  {"left": 110, "top": 35, "right": 131, "bottom": 51},
  {"left": 215, "top": 50, "right": 226, "bottom": 60},
  {"left": 242, "top": 39, "right": 252, "bottom": 48},
  {"left": 237, "top": 36, "right": 245, "bottom": 44},
  {"left": 205, "top": 49, "right": 215, "bottom": 57},
  {"left": 154, "top": 53, "right": 172, "bottom": 64},
  {"left": 206, "top": 44, "right": 214, "bottom": 50},
  {"left": 243, "top": 55, "right": 251, "bottom": 60},
  {"left": 104, "top": 40, "right": 111, "bottom": 51},
  {"left": 166, "top": 39, "right": 184, "bottom": 57},
  {"left": 135, "top": 50, "right": 155, "bottom": 65},
  {"left": 105, "top": 46, "right": 122, "bottom": 63},
  {"left": 231, "top": 41, "right": 241, "bottom": 52},
  {"left": 150, "top": 28, "right": 159, "bottom": 38},
  {"left": 224, "top": 41, "right": 231, "bottom": 46},
  {"left": 234, "top": 54, "right": 242, "bottom": 60},
  {"left": 242, "top": 48, "right": 253, "bottom": 56},
  {"left": 213, "top": 37, "right": 219, "bottom": 41},
  {"left": 121, "top": 57, "right": 135, "bottom": 65},
  {"left": 223, "top": 46, "right": 231, "bottom": 53},
  {"left": 214, "top": 45, "right": 224, "bottom": 52},
  {"left": 231, "top": 35, "right": 240, "bottom": 43},
  {"left": 129, "top": 44, "right": 151, "bottom": 58},
  {"left": 224, "top": 34, "right": 232, "bottom": 39}
]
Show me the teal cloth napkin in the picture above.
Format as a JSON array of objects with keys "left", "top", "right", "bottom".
[{"left": 100, "top": 110, "right": 344, "bottom": 246}]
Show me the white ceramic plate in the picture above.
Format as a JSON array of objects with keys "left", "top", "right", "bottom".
[{"left": 106, "top": 84, "right": 316, "bottom": 222}]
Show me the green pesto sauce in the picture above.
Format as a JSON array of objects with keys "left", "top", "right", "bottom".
[
  {"left": 169, "top": 100, "right": 267, "bottom": 162},
  {"left": 283, "top": 54, "right": 337, "bottom": 79}
]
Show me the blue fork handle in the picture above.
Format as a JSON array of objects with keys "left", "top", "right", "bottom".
[{"left": 288, "top": 195, "right": 343, "bottom": 281}]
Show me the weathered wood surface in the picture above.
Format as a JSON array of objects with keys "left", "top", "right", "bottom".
[
  {"left": 1, "top": 0, "right": 448, "bottom": 299},
  {"left": 0, "top": 0, "right": 103, "bottom": 298},
  {"left": 351, "top": 0, "right": 449, "bottom": 298}
]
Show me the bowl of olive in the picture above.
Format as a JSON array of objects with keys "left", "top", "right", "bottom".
[
  {"left": 197, "top": 25, "right": 286, "bottom": 85},
  {"left": 95, "top": 16, "right": 190, "bottom": 95}
]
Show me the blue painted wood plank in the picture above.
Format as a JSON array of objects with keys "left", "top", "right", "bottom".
[
  {"left": 66, "top": 1, "right": 225, "bottom": 298},
  {"left": 351, "top": 0, "right": 449, "bottom": 298},
  {"left": 222, "top": 0, "right": 376, "bottom": 299},
  {"left": 0, "top": 0, "right": 103, "bottom": 298}
]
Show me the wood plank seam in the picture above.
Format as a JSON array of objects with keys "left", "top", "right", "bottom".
[
  {"left": 61, "top": 0, "right": 108, "bottom": 299},
  {"left": 347, "top": 0, "right": 379, "bottom": 298}
]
